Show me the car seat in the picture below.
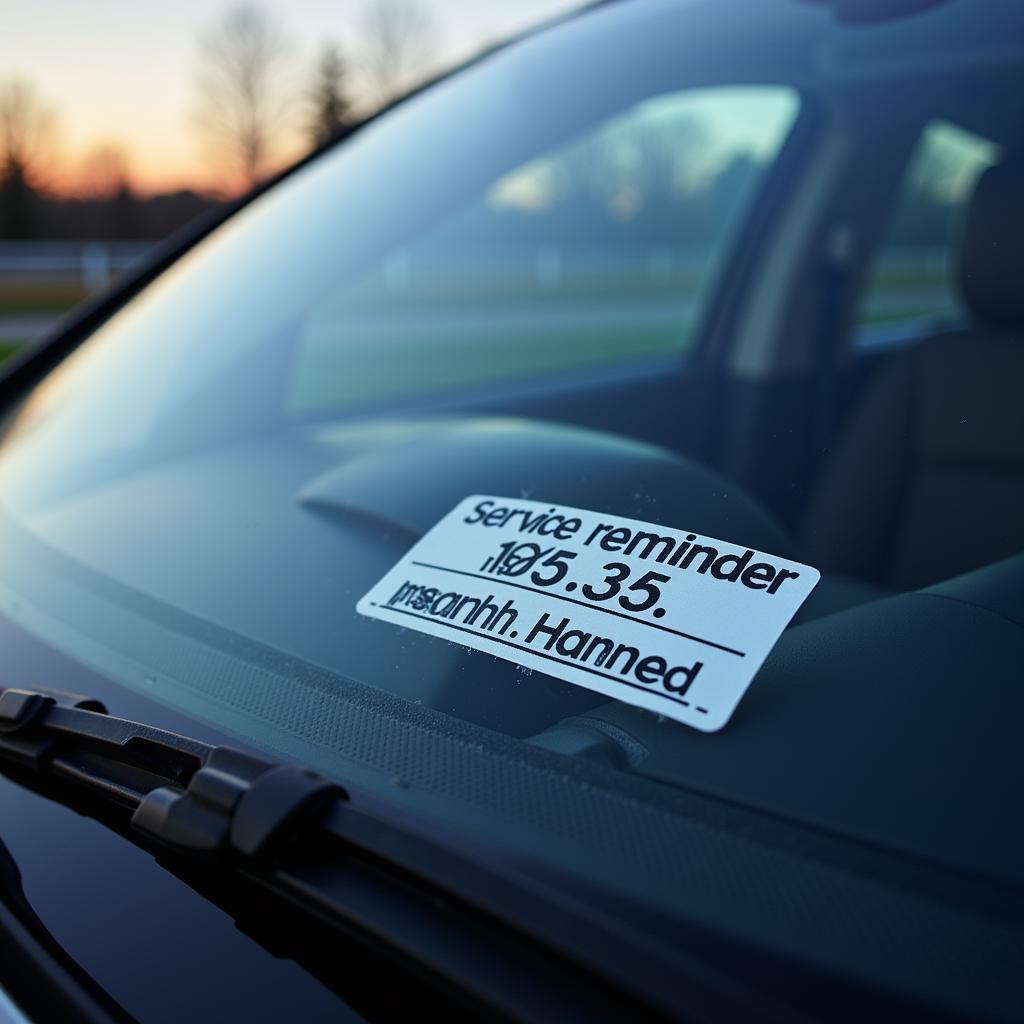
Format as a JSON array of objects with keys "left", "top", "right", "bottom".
[{"left": 802, "top": 159, "right": 1024, "bottom": 589}]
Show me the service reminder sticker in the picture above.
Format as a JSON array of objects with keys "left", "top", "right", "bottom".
[{"left": 357, "top": 496, "right": 819, "bottom": 732}]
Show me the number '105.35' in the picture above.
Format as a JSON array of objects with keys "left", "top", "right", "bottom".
[{"left": 480, "top": 542, "right": 670, "bottom": 614}]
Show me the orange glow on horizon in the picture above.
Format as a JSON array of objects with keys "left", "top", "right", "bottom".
[
  {"left": 3, "top": 0, "right": 578, "bottom": 203},
  {"left": 48, "top": 145, "right": 306, "bottom": 201}
]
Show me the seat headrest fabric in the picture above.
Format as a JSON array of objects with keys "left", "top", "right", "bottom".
[{"left": 958, "top": 160, "right": 1024, "bottom": 329}]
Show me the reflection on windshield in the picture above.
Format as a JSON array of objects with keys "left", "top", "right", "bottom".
[
  {"left": 289, "top": 90, "right": 796, "bottom": 411},
  {"left": 0, "top": 6, "right": 798, "bottom": 749},
  {"left": 0, "top": 81, "right": 796, "bottom": 514}
]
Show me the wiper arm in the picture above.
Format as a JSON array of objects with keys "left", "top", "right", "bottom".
[
  {"left": 0, "top": 685, "right": 739, "bottom": 1023},
  {"left": 0, "top": 685, "right": 338, "bottom": 859}
]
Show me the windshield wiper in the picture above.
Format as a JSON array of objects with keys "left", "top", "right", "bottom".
[
  {"left": 0, "top": 685, "right": 342, "bottom": 859},
  {"left": 0, "top": 684, "right": 753, "bottom": 1023}
]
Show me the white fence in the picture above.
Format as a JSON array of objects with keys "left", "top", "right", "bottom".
[{"left": 0, "top": 241, "right": 155, "bottom": 291}]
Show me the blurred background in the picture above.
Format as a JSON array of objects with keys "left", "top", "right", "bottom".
[
  {"left": 1, "top": 0, "right": 979, "bottom": 366},
  {"left": 0, "top": 0, "right": 576, "bottom": 357}
]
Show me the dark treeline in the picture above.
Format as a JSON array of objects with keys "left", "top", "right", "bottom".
[
  {"left": 0, "top": 109, "right": 964, "bottom": 248},
  {"left": 1, "top": 155, "right": 961, "bottom": 248},
  {"left": 483, "top": 154, "right": 766, "bottom": 248},
  {"left": 0, "top": 183, "right": 221, "bottom": 242}
]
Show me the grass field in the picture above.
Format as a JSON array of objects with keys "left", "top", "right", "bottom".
[
  {"left": 0, "top": 281, "right": 86, "bottom": 361},
  {"left": 0, "top": 261, "right": 950, "bottom": 377},
  {"left": 0, "top": 281, "right": 87, "bottom": 316},
  {"left": 287, "top": 321, "right": 688, "bottom": 412}
]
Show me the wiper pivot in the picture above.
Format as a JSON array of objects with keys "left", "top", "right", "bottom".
[{"left": 135, "top": 751, "right": 342, "bottom": 858}]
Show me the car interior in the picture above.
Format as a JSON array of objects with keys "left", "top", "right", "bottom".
[
  {"left": 4, "top": 0, "right": 1019, "bottom": 764},
  {"left": 1, "top": 4, "right": 1021, "bottom": 1015},
  {"left": 375, "top": 18, "right": 1024, "bottom": 624},
  {"left": 508, "top": 18, "right": 1022, "bottom": 606}
]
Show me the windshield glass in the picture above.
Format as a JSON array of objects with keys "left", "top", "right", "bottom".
[
  {"left": 0, "top": 5, "right": 802, "bottom": 735},
  {"left": 0, "top": 1, "right": 1022, "bottom": 981}
]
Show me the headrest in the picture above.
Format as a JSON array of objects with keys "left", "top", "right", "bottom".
[{"left": 958, "top": 160, "right": 1024, "bottom": 329}]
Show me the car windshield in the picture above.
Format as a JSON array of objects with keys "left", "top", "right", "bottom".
[
  {"left": 0, "top": 2, "right": 809, "bottom": 736},
  {"left": 0, "top": 0, "right": 1022, "bottom": 999}
]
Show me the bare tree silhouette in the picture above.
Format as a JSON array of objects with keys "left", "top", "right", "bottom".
[
  {"left": 307, "top": 43, "right": 355, "bottom": 147},
  {"left": 549, "top": 109, "right": 708, "bottom": 214},
  {"left": 0, "top": 78, "right": 58, "bottom": 237},
  {"left": 194, "top": 4, "right": 291, "bottom": 192},
  {"left": 0, "top": 78, "right": 57, "bottom": 187},
  {"left": 356, "top": 0, "right": 438, "bottom": 107}
]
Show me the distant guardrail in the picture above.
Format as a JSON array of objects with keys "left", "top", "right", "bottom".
[{"left": 0, "top": 241, "right": 156, "bottom": 291}]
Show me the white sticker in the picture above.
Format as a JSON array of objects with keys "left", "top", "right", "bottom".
[{"left": 357, "top": 496, "right": 819, "bottom": 732}]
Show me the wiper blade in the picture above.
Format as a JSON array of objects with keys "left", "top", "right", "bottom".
[
  {"left": 0, "top": 685, "right": 744, "bottom": 1023},
  {"left": 0, "top": 685, "right": 337, "bottom": 857}
]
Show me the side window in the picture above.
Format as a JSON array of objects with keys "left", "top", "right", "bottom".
[
  {"left": 853, "top": 120, "right": 999, "bottom": 349},
  {"left": 287, "top": 87, "right": 799, "bottom": 413}
]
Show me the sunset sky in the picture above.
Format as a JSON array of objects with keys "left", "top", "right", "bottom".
[{"left": 1, "top": 0, "right": 578, "bottom": 196}]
